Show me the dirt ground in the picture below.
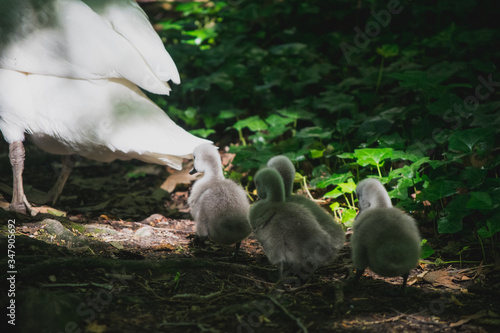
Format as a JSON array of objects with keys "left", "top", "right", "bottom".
[{"left": 1, "top": 143, "right": 499, "bottom": 333}]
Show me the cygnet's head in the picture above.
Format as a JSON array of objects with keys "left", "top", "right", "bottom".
[
  {"left": 267, "top": 155, "right": 295, "bottom": 197},
  {"left": 254, "top": 168, "right": 285, "bottom": 202},
  {"left": 356, "top": 178, "right": 392, "bottom": 210},
  {"left": 190, "top": 143, "right": 221, "bottom": 175}
]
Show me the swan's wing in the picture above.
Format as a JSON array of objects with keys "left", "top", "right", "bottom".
[{"left": 0, "top": 0, "right": 178, "bottom": 94}]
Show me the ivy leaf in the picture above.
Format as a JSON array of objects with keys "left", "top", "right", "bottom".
[
  {"left": 265, "top": 114, "right": 294, "bottom": 127},
  {"left": 477, "top": 215, "right": 500, "bottom": 238},
  {"left": 316, "top": 172, "right": 353, "bottom": 188},
  {"left": 354, "top": 148, "right": 393, "bottom": 167},
  {"left": 189, "top": 129, "right": 216, "bottom": 138},
  {"left": 437, "top": 216, "right": 463, "bottom": 234},
  {"left": 466, "top": 192, "right": 493, "bottom": 210},
  {"left": 295, "top": 127, "right": 333, "bottom": 140},
  {"left": 233, "top": 116, "right": 268, "bottom": 132},
  {"left": 341, "top": 208, "right": 357, "bottom": 227},
  {"left": 448, "top": 128, "right": 495, "bottom": 154},
  {"left": 420, "top": 239, "right": 435, "bottom": 259},
  {"left": 388, "top": 178, "right": 413, "bottom": 200},
  {"left": 419, "top": 180, "right": 458, "bottom": 201}
]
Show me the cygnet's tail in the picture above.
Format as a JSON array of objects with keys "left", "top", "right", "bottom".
[
  {"left": 211, "top": 213, "right": 251, "bottom": 245},
  {"left": 370, "top": 240, "right": 419, "bottom": 277}
]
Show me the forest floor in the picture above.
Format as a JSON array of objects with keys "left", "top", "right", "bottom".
[{"left": 1, "top": 143, "right": 499, "bottom": 333}]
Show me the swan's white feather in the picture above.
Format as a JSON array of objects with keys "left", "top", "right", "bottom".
[
  {"left": 0, "top": 0, "right": 178, "bottom": 94},
  {"left": 0, "top": 69, "right": 208, "bottom": 169}
]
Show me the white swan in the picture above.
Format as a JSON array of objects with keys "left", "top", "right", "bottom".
[
  {"left": 267, "top": 155, "right": 345, "bottom": 260},
  {"left": 351, "top": 178, "right": 421, "bottom": 293},
  {"left": 188, "top": 144, "right": 251, "bottom": 256},
  {"left": 0, "top": 0, "right": 209, "bottom": 214},
  {"left": 250, "top": 168, "right": 337, "bottom": 284}
]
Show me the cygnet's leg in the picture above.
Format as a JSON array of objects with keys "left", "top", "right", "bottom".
[
  {"left": 350, "top": 268, "right": 364, "bottom": 284},
  {"left": 45, "top": 155, "right": 76, "bottom": 204},
  {"left": 400, "top": 273, "right": 409, "bottom": 294},
  {"left": 233, "top": 241, "right": 242, "bottom": 259},
  {"left": 8, "top": 141, "right": 35, "bottom": 215}
]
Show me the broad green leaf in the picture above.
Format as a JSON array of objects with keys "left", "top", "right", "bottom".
[
  {"left": 388, "top": 178, "right": 413, "bottom": 200},
  {"left": 233, "top": 116, "right": 268, "bottom": 132},
  {"left": 341, "top": 208, "right": 357, "bottom": 227},
  {"left": 437, "top": 216, "right": 463, "bottom": 234},
  {"left": 354, "top": 148, "right": 393, "bottom": 167},
  {"left": 218, "top": 109, "right": 245, "bottom": 120},
  {"left": 329, "top": 202, "right": 340, "bottom": 210},
  {"left": 477, "top": 215, "right": 500, "bottom": 238},
  {"left": 189, "top": 129, "right": 216, "bottom": 138},
  {"left": 277, "top": 109, "right": 315, "bottom": 120},
  {"left": 295, "top": 127, "right": 333, "bottom": 140},
  {"left": 337, "top": 152, "right": 356, "bottom": 159},
  {"left": 265, "top": 114, "right": 294, "bottom": 127},
  {"left": 448, "top": 128, "right": 495, "bottom": 154},
  {"left": 323, "top": 187, "right": 344, "bottom": 199},
  {"left": 466, "top": 192, "right": 493, "bottom": 209},
  {"left": 338, "top": 178, "right": 357, "bottom": 193},
  {"left": 316, "top": 172, "right": 353, "bottom": 188},
  {"left": 419, "top": 180, "right": 458, "bottom": 201}
]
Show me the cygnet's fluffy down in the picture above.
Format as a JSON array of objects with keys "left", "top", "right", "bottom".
[
  {"left": 351, "top": 178, "right": 421, "bottom": 292},
  {"left": 267, "top": 155, "right": 345, "bottom": 259},
  {"left": 188, "top": 144, "right": 251, "bottom": 252},
  {"left": 250, "top": 168, "right": 336, "bottom": 283}
]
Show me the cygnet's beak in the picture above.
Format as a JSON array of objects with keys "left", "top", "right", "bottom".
[{"left": 189, "top": 167, "right": 198, "bottom": 175}]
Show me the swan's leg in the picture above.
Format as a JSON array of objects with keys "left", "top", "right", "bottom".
[
  {"left": 8, "top": 141, "right": 35, "bottom": 215},
  {"left": 46, "top": 155, "right": 75, "bottom": 204}
]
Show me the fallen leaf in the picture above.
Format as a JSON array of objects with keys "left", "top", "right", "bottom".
[
  {"left": 423, "top": 270, "right": 462, "bottom": 289},
  {"left": 162, "top": 160, "right": 200, "bottom": 192}
]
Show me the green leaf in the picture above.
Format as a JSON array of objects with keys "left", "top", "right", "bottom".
[
  {"left": 388, "top": 178, "right": 413, "bottom": 200},
  {"left": 323, "top": 179, "right": 358, "bottom": 198},
  {"left": 448, "top": 128, "right": 495, "bottom": 154},
  {"left": 295, "top": 127, "right": 333, "bottom": 140},
  {"left": 189, "top": 129, "right": 216, "bottom": 138},
  {"left": 466, "top": 192, "right": 493, "bottom": 209},
  {"left": 329, "top": 202, "right": 340, "bottom": 211},
  {"left": 419, "top": 180, "right": 458, "bottom": 201},
  {"left": 376, "top": 44, "right": 399, "bottom": 58},
  {"left": 477, "top": 215, "right": 500, "bottom": 238},
  {"left": 316, "top": 172, "right": 353, "bottom": 188},
  {"left": 354, "top": 148, "right": 393, "bottom": 167},
  {"left": 269, "top": 43, "right": 307, "bottom": 55},
  {"left": 309, "top": 149, "right": 324, "bottom": 159},
  {"left": 338, "top": 178, "right": 357, "bottom": 194},
  {"left": 420, "top": 239, "right": 435, "bottom": 259},
  {"left": 341, "top": 208, "right": 357, "bottom": 227},
  {"left": 265, "top": 114, "right": 294, "bottom": 127},
  {"left": 233, "top": 116, "right": 269, "bottom": 132},
  {"left": 437, "top": 216, "right": 463, "bottom": 234}
]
